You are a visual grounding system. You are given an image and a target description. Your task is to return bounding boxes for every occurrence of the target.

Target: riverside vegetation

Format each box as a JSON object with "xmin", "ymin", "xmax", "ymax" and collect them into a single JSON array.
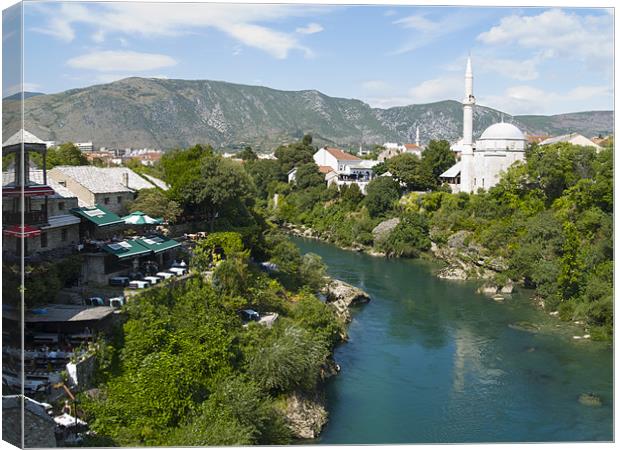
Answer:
[
  {"xmin": 274, "ymin": 137, "xmax": 613, "ymax": 341},
  {"xmin": 39, "ymin": 134, "xmax": 611, "ymax": 445}
]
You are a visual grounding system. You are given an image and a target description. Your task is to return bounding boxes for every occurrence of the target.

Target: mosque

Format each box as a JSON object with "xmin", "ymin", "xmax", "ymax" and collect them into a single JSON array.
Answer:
[{"xmin": 440, "ymin": 56, "xmax": 527, "ymax": 193}]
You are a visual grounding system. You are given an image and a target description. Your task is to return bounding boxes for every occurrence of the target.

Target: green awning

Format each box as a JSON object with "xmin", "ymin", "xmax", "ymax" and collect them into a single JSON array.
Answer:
[
  {"xmin": 102, "ymin": 239, "xmax": 151, "ymax": 259},
  {"xmin": 135, "ymin": 235, "xmax": 181, "ymax": 254},
  {"xmin": 71, "ymin": 204, "xmax": 125, "ymax": 227}
]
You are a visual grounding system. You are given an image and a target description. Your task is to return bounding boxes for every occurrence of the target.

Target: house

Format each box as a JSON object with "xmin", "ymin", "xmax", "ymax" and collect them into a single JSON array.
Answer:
[
  {"xmin": 539, "ymin": 133, "xmax": 603, "ymax": 150},
  {"xmin": 403, "ymin": 143, "xmax": 423, "ymax": 157},
  {"xmin": 3, "ymin": 395, "xmax": 57, "ymax": 448},
  {"xmin": 48, "ymin": 166, "xmax": 167, "ymax": 215},
  {"xmin": 287, "ymin": 168, "xmax": 297, "ymax": 184},
  {"xmin": 313, "ymin": 147, "xmax": 380, "ymax": 194}
]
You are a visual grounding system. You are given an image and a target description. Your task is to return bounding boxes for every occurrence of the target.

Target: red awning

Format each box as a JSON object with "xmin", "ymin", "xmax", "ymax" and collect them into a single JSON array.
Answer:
[
  {"xmin": 3, "ymin": 224, "xmax": 42, "ymax": 238},
  {"xmin": 2, "ymin": 185, "xmax": 56, "ymax": 197}
]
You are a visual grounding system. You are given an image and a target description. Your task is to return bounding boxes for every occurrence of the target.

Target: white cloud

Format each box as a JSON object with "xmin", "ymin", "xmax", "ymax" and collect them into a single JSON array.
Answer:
[
  {"xmin": 477, "ymin": 9, "xmax": 612, "ymax": 69},
  {"xmin": 407, "ymin": 76, "xmax": 462, "ymax": 103},
  {"xmin": 391, "ymin": 10, "xmax": 492, "ymax": 54},
  {"xmin": 33, "ymin": 3, "xmax": 328, "ymax": 59},
  {"xmin": 478, "ymin": 84, "xmax": 612, "ymax": 115},
  {"xmin": 296, "ymin": 22, "xmax": 323, "ymax": 35},
  {"xmin": 67, "ymin": 51, "xmax": 177, "ymax": 72},
  {"xmin": 92, "ymin": 29, "xmax": 105, "ymax": 43}
]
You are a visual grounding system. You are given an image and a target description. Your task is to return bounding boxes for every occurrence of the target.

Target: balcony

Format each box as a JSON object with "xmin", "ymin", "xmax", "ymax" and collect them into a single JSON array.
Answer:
[{"xmin": 3, "ymin": 210, "xmax": 48, "ymax": 226}]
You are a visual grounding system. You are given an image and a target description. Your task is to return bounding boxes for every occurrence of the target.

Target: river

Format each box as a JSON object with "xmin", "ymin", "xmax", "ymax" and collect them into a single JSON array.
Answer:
[{"xmin": 291, "ymin": 237, "xmax": 613, "ymax": 444}]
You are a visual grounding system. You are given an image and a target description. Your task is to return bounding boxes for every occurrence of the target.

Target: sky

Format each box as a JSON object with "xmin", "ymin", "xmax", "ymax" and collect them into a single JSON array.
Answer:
[{"xmin": 2, "ymin": 1, "xmax": 614, "ymax": 115}]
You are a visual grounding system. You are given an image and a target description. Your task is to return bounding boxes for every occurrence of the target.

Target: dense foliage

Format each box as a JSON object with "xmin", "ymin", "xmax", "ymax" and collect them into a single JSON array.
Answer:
[
  {"xmin": 277, "ymin": 141, "xmax": 613, "ymax": 340},
  {"xmin": 80, "ymin": 235, "xmax": 341, "ymax": 446}
]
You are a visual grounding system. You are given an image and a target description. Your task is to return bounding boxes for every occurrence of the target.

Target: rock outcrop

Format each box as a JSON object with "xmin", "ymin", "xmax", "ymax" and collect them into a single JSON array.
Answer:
[
  {"xmin": 431, "ymin": 231, "xmax": 509, "ymax": 281},
  {"xmin": 283, "ymin": 392, "xmax": 328, "ymax": 439},
  {"xmin": 372, "ymin": 218, "xmax": 401, "ymax": 241},
  {"xmin": 325, "ymin": 279, "xmax": 370, "ymax": 326},
  {"xmin": 579, "ymin": 393, "xmax": 602, "ymax": 407}
]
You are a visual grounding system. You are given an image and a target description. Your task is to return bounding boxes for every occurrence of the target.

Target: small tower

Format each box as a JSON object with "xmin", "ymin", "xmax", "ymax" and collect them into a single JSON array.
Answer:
[
  {"xmin": 460, "ymin": 55, "xmax": 475, "ymax": 193},
  {"xmin": 415, "ymin": 126, "xmax": 420, "ymax": 147}
]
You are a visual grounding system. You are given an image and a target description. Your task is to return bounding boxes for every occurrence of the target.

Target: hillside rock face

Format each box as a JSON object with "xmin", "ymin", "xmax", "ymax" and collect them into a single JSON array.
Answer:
[
  {"xmin": 3, "ymin": 77, "xmax": 612, "ymax": 150},
  {"xmin": 283, "ymin": 392, "xmax": 328, "ymax": 439},
  {"xmin": 372, "ymin": 218, "xmax": 401, "ymax": 241}
]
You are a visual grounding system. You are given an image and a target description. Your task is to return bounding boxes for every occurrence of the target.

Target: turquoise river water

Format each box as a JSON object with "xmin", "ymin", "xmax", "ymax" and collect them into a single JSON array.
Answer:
[{"xmin": 292, "ymin": 237, "xmax": 613, "ymax": 444}]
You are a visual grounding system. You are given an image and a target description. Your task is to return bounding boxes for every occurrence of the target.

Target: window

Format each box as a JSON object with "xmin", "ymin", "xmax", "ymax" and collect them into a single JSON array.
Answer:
[
  {"xmin": 41, "ymin": 232, "xmax": 48, "ymax": 248},
  {"xmin": 117, "ymin": 196, "xmax": 122, "ymax": 204},
  {"xmin": 58, "ymin": 181, "xmax": 67, "ymax": 187},
  {"xmin": 104, "ymin": 197, "xmax": 110, "ymax": 205},
  {"xmin": 58, "ymin": 202, "xmax": 65, "ymax": 211},
  {"xmin": 61, "ymin": 229, "xmax": 68, "ymax": 242}
]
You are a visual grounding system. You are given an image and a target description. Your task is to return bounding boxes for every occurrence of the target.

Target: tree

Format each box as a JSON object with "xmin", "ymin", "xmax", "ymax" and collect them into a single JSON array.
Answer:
[
  {"xmin": 421, "ymin": 139, "xmax": 455, "ymax": 181},
  {"xmin": 294, "ymin": 162, "xmax": 324, "ymax": 189},
  {"xmin": 245, "ymin": 159, "xmax": 284, "ymax": 199},
  {"xmin": 387, "ymin": 153, "xmax": 434, "ymax": 191},
  {"xmin": 239, "ymin": 146, "xmax": 258, "ymax": 161},
  {"xmin": 364, "ymin": 176, "xmax": 401, "ymax": 217},
  {"xmin": 377, "ymin": 213, "xmax": 431, "ymax": 257},
  {"xmin": 128, "ymin": 189, "xmax": 182, "ymax": 223},
  {"xmin": 45, "ymin": 143, "xmax": 89, "ymax": 168},
  {"xmin": 274, "ymin": 136, "xmax": 315, "ymax": 172}
]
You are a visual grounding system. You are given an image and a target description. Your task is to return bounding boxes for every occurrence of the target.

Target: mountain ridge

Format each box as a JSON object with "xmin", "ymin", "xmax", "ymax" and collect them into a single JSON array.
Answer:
[{"xmin": 2, "ymin": 77, "xmax": 613, "ymax": 150}]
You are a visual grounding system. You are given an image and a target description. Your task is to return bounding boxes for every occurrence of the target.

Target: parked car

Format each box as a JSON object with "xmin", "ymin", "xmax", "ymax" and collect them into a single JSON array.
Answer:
[
  {"xmin": 129, "ymin": 280, "xmax": 149, "ymax": 289},
  {"xmin": 109, "ymin": 276, "xmax": 130, "ymax": 287},
  {"xmin": 143, "ymin": 276, "xmax": 161, "ymax": 285},
  {"xmin": 240, "ymin": 309, "xmax": 260, "ymax": 322},
  {"xmin": 156, "ymin": 271, "xmax": 175, "ymax": 280},
  {"xmin": 168, "ymin": 267, "xmax": 187, "ymax": 276},
  {"xmin": 109, "ymin": 296, "xmax": 125, "ymax": 309},
  {"xmin": 84, "ymin": 297, "xmax": 105, "ymax": 306}
]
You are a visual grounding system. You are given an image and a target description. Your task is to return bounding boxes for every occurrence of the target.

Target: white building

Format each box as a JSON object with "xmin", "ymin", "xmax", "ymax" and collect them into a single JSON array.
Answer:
[
  {"xmin": 441, "ymin": 56, "xmax": 527, "ymax": 193},
  {"xmin": 313, "ymin": 147, "xmax": 380, "ymax": 194},
  {"xmin": 539, "ymin": 133, "xmax": 603, "ymax": 150}
]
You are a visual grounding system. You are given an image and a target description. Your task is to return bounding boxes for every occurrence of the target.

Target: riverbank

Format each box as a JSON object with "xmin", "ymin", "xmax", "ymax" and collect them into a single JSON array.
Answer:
[
  {"xmin": 288, "ymin": 277, "xmax": 371, "ymax": 439},
  {"xmin": 291, "ymin": 236, "xmax": 613, "ymax": 444},
  {"xmin": 281, "ymin": 223, "xmax": 596, "ymax": 341}
]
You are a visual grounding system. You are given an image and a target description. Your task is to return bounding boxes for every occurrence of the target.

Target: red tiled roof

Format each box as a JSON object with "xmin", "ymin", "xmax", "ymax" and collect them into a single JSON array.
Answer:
[
  {"xmin": 404, "ymin": 143, "xmax": 420, "ymax": 150},
  {"xmin": 318, "ymin": 165, "xmax": 335, "ymax": 174},
  {"xmin": 324, "ymin": 147, "xmax": 361, "ymax": 161}
]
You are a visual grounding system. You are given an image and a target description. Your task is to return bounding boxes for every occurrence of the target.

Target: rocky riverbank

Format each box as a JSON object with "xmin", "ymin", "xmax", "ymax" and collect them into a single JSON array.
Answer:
[{"xmin": 282, "ymin": 276, "xmax": 370, "ymax": 440}]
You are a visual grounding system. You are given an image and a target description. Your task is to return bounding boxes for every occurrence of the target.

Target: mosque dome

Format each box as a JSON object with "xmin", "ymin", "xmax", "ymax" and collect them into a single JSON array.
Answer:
[{"xmin": 479, "ymin": 122, "xmax": 525, "ymax": 141}]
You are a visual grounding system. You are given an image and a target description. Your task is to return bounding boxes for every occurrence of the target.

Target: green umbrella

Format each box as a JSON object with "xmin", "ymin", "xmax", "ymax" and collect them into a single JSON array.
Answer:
[{"xmin": 122, "ymin": 211, "xmax": 163, "ymax": 225}]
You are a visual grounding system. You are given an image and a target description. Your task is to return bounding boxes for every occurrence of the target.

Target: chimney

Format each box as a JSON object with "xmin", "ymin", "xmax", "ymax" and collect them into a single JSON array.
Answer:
[{"xmin": 122, "ymin": 172, "xmax": 129, "ymax": 188}]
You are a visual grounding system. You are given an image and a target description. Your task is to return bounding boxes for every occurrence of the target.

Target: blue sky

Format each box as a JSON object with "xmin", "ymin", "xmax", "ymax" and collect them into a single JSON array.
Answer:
[{"xmin": 3, "ymin": 1, "xmax": 614, "ymax": 115}]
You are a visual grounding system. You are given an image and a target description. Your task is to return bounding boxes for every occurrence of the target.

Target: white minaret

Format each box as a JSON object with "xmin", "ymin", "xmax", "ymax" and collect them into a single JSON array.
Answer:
[
  {"xmin": 460, "ymin": 55, "xmax": 475, "ymax": 193},
  {"xmin": 415, "ymin": 126, "xmax": 420, "ymax": 147}
]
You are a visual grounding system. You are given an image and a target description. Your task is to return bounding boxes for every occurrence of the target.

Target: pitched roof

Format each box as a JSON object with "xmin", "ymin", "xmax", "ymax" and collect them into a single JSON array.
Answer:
[
  {"xmin": 404, "ymin": 143, "xmax": 420, "ymax": 150},
  {"xmin": 143, "ymin": 173, "xmax": 169, "ymax": 190},
  {"xmin": 324, "ymin": 147, "xmax": 361, "ymax": 161},
  {"xmin": 51, "ymin": 166, "xmax": 164, "ymax": 193},
  {"xmin": 440, "ymin": 161, "xmax": 461, "ymax": 178},
  {"xmin": 318, "ymin": 165, "xmax": 335, "ymax": 174},
  {"xmin": 29, "ymin": 170, "xmax": 77, "ymax": 199},
  {"xmin": 2, "ymin": 129, "xmax": 46, "ymax": 147}
]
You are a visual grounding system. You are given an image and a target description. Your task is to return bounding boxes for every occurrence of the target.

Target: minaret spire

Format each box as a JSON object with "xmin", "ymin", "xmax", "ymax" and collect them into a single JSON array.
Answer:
[
  {"xmin": 415, "ymin": 126, "xmax": 420, "ymax": 147},
  {"xmin": 460, "ymin": 53, "xmax": 476, "ymax": 193}
]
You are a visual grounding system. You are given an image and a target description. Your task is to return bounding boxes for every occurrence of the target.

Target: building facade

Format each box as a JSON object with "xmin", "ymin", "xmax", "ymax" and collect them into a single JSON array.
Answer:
[{"xmin": 440, "ymin": 57, "xmax": 527, "ymax": 193}]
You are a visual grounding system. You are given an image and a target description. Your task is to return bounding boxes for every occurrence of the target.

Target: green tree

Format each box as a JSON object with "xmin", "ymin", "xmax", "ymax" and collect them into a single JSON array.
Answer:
[
  {"xmin": 45, "ymin": 142, "xmax": 89, "ymax": 168},
  {"xmin": 364, "ymin": 177, "xmax": 401, "ymax": 217},
  {"xmin": 421, "ymin": 139, "xmax": 455, "ymax": 181},
  {"xmin": 295, "ymin": 162, "xmax": 324, "ymax": 189},
  {"xmin": 128, "ymin": 189, "xmax": 182, "ymax": 223},
  {"xmin": 239, "ymin": 146, "xmax": 258, "ymax": 161},
  {"xmin": 387, "ymin": 153, "xmax": 434, "ymax": 191}
]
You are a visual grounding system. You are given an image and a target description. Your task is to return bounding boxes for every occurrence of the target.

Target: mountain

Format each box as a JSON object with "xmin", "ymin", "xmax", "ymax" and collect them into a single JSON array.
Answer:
[
  {"xmin": 3, "ymin": 91, "xmax": 45, "ymax": 101},
  {"xmin": 2, "ymin": 77, "xmax": 613, "ymax": 150}
]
